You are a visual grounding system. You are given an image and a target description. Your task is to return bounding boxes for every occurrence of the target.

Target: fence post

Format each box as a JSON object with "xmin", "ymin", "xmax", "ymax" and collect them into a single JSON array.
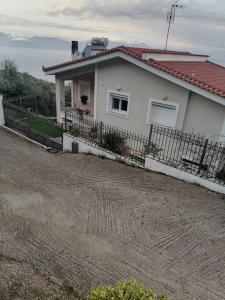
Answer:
[
  {"xmin": 198, "ymin": 139, "xmax": 208, "ymax": 174},
  {"xmin": 27, "ymin": 108, "xmax": 32, "ymax": 138},
  {"xmin": 35, "ymin": 96, "xmax": 38, "ymax": 114},
  {"xmin": 19, "ymin": 95, "xmax": 22, "ymax": 108},
  {"xmin": 100, "ymin": 121, "xmax": 103, "ymax": 146},
  {"xmin": 0, "ymin": 95, "xmax": 5, "ymax": 126},
  {"xmin": 61, "ymin": 123, "xmax": 64, "ymax": 144},
  {"xmin": 146, "ymin": 123, "xmax": 153, "ymax": 154},
  {"xmin": 64, "ymin": 109, "xmax": 67, "ymax": 132}
]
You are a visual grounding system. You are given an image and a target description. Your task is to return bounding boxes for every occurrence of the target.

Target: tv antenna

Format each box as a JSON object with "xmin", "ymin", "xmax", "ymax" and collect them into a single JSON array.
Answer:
[{"xmin": 165, "ymin": 1, "xmax": 186, "ymax": 50}]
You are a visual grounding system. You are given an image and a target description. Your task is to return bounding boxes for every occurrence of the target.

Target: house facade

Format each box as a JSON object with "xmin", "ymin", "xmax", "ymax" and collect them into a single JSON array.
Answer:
[{"xmin": 43, "ymin": 41, "xmax": 225, "ymax": 142}]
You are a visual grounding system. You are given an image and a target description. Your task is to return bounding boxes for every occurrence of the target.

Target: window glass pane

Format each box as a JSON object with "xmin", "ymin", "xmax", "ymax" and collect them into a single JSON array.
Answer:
[
  {"xmin": 151, "ymin": 103, "xmax": 177, "ymax": 127},
  {"xmin": 121, "ymin": 100, "xmax": 128, "ymax": 111},
  {"xmin": 112, "ymin": 97, "xmax": 120, "ymax": 110},
  {"xmin": 79, "ymin": 80, "xmax": 90, "ymax": 98}
]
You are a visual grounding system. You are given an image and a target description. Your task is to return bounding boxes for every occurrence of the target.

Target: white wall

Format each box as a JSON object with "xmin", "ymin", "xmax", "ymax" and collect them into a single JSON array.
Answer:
[
  {"xmin": 63, "ymin": 133, "xmax": 116, "ymax": 160},
  {"xmin": 145, "ymin": 156, "xmax": 225, "ymax": 194},
  {"xmin": 182, "ymin": 92, "xmax": 225, "ymax": 140},
  {"xmin": 96, "ymin": 59, "xmax": 190, "ymax": 136},
  {"xmin": 96, "ymin": 58, "xmax": 225, "ymax": 140}
]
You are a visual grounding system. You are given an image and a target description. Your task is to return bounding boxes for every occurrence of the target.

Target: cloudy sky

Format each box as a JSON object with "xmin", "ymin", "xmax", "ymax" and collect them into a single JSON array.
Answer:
[{"xmin": 0, "ymin": 0, "xmax": 225, "ymax": 59}]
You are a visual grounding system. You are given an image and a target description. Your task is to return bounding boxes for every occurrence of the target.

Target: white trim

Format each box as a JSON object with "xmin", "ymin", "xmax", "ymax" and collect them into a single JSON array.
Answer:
[
  {"xmin": 106, "ymin": 89, "xmax": 130, "ymax": 118},
  {"xmin": 219, "ymin": 118, "xmax": 225, "ymax": 143},
  {"xmin": 78, "ymin": 80, "xmax": 91, "ymax": 103},
  {"xmin": 146, "ymin": 99, "xmax": 179, "ymax": 128},
  {"xmin": 46, "ymin": 51, "xmax": 225, "ymax": 107},
  {"xmin": 94, "ymin": 64, "xmax": 98, "ymax": 120},
  {"xmin": 46, "ymin": 52, "xmax": 119, "ymax": 75}
]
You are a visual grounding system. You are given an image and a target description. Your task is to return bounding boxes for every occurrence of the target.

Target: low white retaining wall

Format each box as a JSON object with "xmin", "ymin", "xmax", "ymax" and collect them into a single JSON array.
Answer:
[
  {"xmin": 63, "ymin": 133, "xmax": 116, "ymax": 160},
  {"xmin": 63, "ymin": 133, "xmax": 144, "ymax": 168},
  {"xmin": 145, "ymin": 156, "xmax": 225, "ymax": 194}
]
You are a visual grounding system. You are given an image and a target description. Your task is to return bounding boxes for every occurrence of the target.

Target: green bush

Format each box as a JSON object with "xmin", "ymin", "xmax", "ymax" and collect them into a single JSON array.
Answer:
[
  {"xmin": 103, "ymin": 132, "xmax": 125, "ymax": 154},
  {"xmin": 71, "ymin": 126, "xmax": 80, "ymax": 137},
  {"xmin": 89, "ymin": 126, "xmax": 98, "ymax": 139},
  {"xmin": 87, "ymin": 280, "xmax": 170, "ymax": 300},
  {"xmin": 144, "ymin": 142, "xmax": 161, "ymax": 156},
  {"xmin": 0, "ymin": 59, "xmax": 56, "ymax": 116}
]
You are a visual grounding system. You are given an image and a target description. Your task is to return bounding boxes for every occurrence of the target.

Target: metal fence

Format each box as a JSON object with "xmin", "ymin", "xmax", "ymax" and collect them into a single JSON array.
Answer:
[
  {"xmin": 3, "ymin": 100, "xmax": 63, "ymax": 151},
  {"xmin": 149, "ymin": 125, "xmax": 225, "ymax": 184},
  {"xmin": 65, "ymin": 110, "xmax": 148, "ymax": 165},
  {"xmin": 65, "ymin": 109, "xmax": 225, "ymax": 185},
  {"xmin": 5, "ymin": 96, "xmax": 38, "ymax": 113}
]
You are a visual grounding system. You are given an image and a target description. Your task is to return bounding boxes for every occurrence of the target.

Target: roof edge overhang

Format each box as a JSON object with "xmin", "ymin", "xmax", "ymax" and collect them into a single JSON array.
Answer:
[{"xmin": 43, "ymin": 51, "xmax": 225, "ymax": 107}]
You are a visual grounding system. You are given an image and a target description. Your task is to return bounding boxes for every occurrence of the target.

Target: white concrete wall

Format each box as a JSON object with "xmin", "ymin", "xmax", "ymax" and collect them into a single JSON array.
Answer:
[
  {"xmin": 0, "ymin": 95, "xmax": 5, "ymax": 126},
  {"xmin": 182, "ymin": 92, "xmax": 225, "ymax": 140},
  {"xmin": 63, "ymin": 133, "xmax": 116, "ymax": 160},
  {"xmin": 96, "ymin": 59, "xmax": 190, "ymax": 136},
  {"xmin": 63, "ymin": 133, "xmax": 144, "ymax": 167},
  {"xmin": 145, "ymin": 156, "xmax": 225, "ymax": 194}
]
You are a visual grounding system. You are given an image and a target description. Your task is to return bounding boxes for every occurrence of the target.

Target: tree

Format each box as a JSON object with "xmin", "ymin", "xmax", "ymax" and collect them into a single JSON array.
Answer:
[
  {"xmin": 87, "ymin": 279, "xmax": 169, "ymax": 300},
  {"xmin": 0, "ymin": 59, "xmax": 57, "ymax": 116}
]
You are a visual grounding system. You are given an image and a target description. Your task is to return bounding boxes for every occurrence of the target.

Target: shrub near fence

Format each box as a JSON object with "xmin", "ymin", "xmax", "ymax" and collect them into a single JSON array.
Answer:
[
  {"xmin": 65, "ymin": 109, "xmax": 225, "ymax": 185},
  {"xmin": 65, "ymin": 110, "xmax": 148, "ymax": 164}
]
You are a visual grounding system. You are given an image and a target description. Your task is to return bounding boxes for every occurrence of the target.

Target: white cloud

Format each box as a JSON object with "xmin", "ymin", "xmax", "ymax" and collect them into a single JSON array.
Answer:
[{"xmin": 0, "ymin": 0, "xmax": 225, "ymax": 61}]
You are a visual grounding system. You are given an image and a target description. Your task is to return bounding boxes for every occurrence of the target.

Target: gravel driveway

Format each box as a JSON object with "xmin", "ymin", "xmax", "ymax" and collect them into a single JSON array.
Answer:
[{"xmin": 0, "ymin": 127, "xmax": 225, "ymax": 300}]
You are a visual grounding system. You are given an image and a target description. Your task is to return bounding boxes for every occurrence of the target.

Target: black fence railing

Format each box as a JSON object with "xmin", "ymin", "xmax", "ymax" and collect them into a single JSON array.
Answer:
[
  {"xmin": 149, "ymin": 125, "xmax": 225, "ymax": 183},
  {"xmin": 3, "ymin": 101, "xmax": 63, "ymax": 151},
  {"xmin": 5, "ymin": 96, "xmax": 38, "ymax": 113},
  {"xmin": 65, "ymin": 109, "xmax": 225, "ymax": 185},
  {"xmin": 65, "ymin": 110, "xmax": 148, "ymax": 165}
]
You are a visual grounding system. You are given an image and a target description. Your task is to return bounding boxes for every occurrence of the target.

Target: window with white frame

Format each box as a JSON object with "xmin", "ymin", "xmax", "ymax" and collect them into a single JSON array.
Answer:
[
  {"xmin": 107, "ymin": 90, "xmax": 130, "ymax": 117},
  {"xmin": 147, "ymin": 99, "xmax": 179, "ymax": 128},
  {"xmin": 78, "ymin": 80, "xmax": 90, "ymax": 105}
]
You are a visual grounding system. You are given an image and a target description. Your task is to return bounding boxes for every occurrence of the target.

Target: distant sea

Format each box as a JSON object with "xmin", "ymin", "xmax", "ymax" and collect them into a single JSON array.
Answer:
[
  {"xmin": 0, "ymin": 45, "xmax": 225, "ymax": 83},
  {"xmin": 0, "ymin": 46, "xmax": 71, "ymax": 82}
]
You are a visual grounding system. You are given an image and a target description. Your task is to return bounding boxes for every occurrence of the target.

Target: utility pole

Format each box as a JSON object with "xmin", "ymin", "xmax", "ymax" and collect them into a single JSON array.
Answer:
[{"xmin": 165, "ymin": 1, "xmax": 185, "ymax": 50}]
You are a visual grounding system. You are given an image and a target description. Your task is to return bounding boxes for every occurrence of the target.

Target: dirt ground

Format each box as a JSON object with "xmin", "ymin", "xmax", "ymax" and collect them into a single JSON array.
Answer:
[{"xmin": 0, "ymin": 128, "xmax": 225, "ymax": 300}]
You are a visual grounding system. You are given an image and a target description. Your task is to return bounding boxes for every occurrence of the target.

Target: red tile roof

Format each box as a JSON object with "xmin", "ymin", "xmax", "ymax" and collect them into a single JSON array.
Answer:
[
  {"xmin": 118, "ymin": 47, "xmax": 208, "ymax": 57},
  {"xmin": 43, "ymin": 46, "xmax": 225, "ymax": 98},
  {"xmin": 150, "ymin": 60, "xmax": 225, "ymax": 97}
]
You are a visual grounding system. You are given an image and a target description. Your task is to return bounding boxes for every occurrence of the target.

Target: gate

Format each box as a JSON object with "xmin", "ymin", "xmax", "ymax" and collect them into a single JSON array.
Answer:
[{"xmin": 3, "ymin": 100, "xmax": 63, "ymax": 151}]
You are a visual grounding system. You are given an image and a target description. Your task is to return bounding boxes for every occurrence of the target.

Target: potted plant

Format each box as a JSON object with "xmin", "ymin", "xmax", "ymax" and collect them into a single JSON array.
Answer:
[
  {"xmin": 85, "ymin": 109, "xmax": 90, "ymax": 115},
  {"xmin": 80, "ymin": 95, "xmax": 88, "ymax": 105}
]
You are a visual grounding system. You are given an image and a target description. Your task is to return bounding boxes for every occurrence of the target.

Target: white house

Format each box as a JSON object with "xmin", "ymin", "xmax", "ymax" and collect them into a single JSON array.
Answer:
[{"xmin": 43, "ymin": 39, "xmax": 225, "ymax": 142}]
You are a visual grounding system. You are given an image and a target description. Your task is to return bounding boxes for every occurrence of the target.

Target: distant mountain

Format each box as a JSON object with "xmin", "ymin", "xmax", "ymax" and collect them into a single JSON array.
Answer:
[
  {"xmin": 0, "ymin": 32, "xmax": 71, "ymax": 50},
  {"xmin": 0, "ymin": 32, "xmax": 149, "ymax": 52}
]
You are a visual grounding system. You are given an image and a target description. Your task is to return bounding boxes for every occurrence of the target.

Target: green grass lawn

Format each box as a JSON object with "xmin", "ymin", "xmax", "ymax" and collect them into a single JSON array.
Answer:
[
  {"xmin": 4, "ymin": 107, "xmax": 62, "ymax": 138},
  {"xmin": 20, "ymin": 117, "xmax": 62, "ymax": 138}
]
